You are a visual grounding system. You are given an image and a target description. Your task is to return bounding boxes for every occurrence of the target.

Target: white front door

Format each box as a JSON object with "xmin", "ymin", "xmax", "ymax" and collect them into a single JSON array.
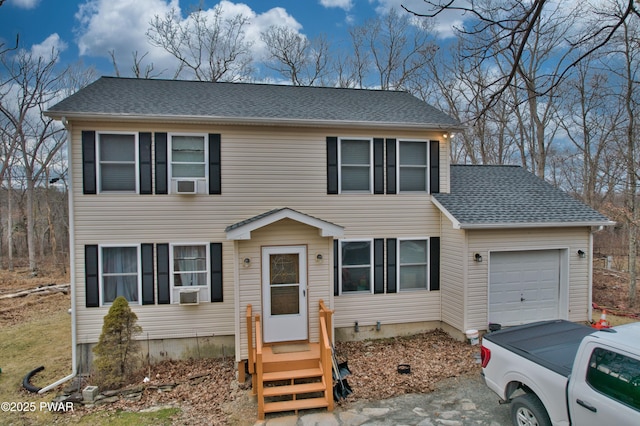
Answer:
[{"xmin": 262, "ymin": 245, "xmax": 308, "ymax": 343}]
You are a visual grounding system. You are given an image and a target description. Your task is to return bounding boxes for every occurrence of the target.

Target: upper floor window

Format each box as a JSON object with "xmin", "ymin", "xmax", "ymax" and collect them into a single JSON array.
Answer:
[
  {"xmin": 97, "ymin": 133, "xmax": 138, "ymax": 192},
  {"xmin": 340, "ymin": 240, "xmax": 372, "ymax": 293},
  {"xmin": 170, "ymin": 134, "xmax": 206, "ymax": 179},
  {"xmin": 100, "ymin": 245, "xmax": 140, "ymax": 305},
  {"xmin": 398, "ymin": 239, "xmax": 429, "ymax": 291},
  {"xmin": 399, "ymin": 140, "xmax": 428, "ymax": 192},
  {"xmin": 339, "ymin": 138, "xmax": 372, "ymax": 193}
]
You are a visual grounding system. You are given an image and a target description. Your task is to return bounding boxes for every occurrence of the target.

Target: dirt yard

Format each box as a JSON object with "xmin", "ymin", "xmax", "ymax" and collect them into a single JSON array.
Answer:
[{"xmin": 0, "ymin": 265, "xmax": 638, "ymax": 425}]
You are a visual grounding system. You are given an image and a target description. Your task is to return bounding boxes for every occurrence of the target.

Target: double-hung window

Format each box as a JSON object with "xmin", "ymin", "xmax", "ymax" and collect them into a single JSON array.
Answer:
[
  {"xmin": 398, "ymin": 239, "xmax": 429, "ymax": 291},
  {"xmin": 171, "ymin": 244, "xmax": 209, "ymax": 302},
  {"xmin": 339, "ymin": 138, "xmax": 372, "ymax": 192},
  {"xmin": 97, "ymin": 132, "xmax": 138, "ymax": 192},
  {"xmin": 340, "ymin": 240, "xmax": 373, "ymax": 293},
  {"xmin": 398, "ymin": 140, "xmax": 428, "ymax": 192},
  {"xmin": 170, "ymin": 134, "xmax": 207, "ymax": 191},
  {"xmin": 100, "ymin": 245, "xmax": 140, "ymax": 304}
]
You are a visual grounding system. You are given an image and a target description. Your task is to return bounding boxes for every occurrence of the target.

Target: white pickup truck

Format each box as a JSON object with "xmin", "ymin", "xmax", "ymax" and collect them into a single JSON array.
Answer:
[{"xmin": 480, "ymin": 319, "xmax": 640, "ymax": 426}]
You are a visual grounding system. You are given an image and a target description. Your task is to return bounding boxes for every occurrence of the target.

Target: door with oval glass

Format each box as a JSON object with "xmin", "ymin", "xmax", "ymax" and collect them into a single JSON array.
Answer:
[{"xmin": 261, "ymin": 245, "xmax": 308, "ymax": 343}]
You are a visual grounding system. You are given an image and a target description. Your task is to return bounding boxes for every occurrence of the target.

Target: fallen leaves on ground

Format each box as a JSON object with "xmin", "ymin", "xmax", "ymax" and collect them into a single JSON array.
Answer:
[
  {"xmin": 70, "ymin": 329, "xmax": 480, "ymax": 425},
  {"xmin": 335, "ymin": 329, "xmax": 480, "ymax": 402}
]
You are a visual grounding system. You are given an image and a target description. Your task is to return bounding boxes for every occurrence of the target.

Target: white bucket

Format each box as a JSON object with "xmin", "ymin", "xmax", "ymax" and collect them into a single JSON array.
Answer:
[{"xmin": 465, "ymin": 329, "xmax": 479, "ymax": 345}]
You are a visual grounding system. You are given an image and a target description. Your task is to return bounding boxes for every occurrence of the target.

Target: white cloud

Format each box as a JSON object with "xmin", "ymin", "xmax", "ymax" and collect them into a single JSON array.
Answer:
[
  {"xmin": 8, "ymin": 0, "xmax": 40, "ymax": 9},
  {"xmin": 319, "ymin": 0, "xmax": 353, "ymax": 11},
  {"xmin": 74, "ymin": 0, "xmax": 303, "ymax": 74},
  {"xmin": 374, "ymin": 0, "xmax": 468, "ymax": 38},
  {"xmin": 75, "ymin": 0, "xmax": 180, "ymax": 64},
  {"xmin": 31, "ymin": 33, "xmax": 67, "ymax": 60}
]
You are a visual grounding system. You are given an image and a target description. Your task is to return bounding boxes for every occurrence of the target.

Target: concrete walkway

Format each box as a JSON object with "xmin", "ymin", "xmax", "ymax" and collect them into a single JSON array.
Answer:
[{"xmin": 255, "ymin": 374, "xmax": 512, "ymax": 426}]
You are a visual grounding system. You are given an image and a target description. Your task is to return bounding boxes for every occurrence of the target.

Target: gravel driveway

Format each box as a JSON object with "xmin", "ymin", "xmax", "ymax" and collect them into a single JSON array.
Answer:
[{"xmin": 258, "ymin": 372, "xmax": 513, "ymax": 425}]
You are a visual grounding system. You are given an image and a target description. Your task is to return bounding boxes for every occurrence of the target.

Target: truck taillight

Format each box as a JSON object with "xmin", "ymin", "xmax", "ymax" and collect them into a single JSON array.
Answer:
[{"xmin": 480, "ymin": 345, "xmax": 491, "ymax": 368}]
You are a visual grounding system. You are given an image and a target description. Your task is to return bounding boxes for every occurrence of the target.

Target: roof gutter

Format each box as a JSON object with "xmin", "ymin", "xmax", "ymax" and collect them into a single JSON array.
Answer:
[
  {"xmin": 39, "ymin": 116, "xmax": 77, "ymax": 393},
  {"xmin": 43, "ymin": 111, "xmax": 466, "ymax": 132},
  {"xmin": 456, "ymin": 220, "xmax": 617, "ymax": 230},
  {"xmin": 431, "ymin": 198, "xmax": 616, "ymax": 230}
]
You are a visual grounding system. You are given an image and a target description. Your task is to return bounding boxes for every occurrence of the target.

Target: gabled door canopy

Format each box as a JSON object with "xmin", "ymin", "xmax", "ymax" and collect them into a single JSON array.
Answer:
[{"xmin": 225, "ymin": 208, "xmax": 344, "ymax": 240}]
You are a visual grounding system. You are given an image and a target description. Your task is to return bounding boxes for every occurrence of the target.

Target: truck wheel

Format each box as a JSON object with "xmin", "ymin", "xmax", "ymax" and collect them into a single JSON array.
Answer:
[{"xmin": 510, "ymin": 393, "xmax": 551, "ymax": 426}]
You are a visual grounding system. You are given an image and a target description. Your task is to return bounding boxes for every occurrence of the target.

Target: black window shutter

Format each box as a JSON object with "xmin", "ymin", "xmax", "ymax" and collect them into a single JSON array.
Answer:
[
  {"xmin": 386, "ymin": 238, "xmax": 397, "ymax": 293},
  {"xmin": 374, "ymin": 138, "xmax": 384, "ymax": 194},
  {"xmin": 81, "ymin": 131, "xmax": 96, "ymax": 195},
  {"xmin": 210, "ymin": 242, "xmax": 223, "ymax": 302},
  {"xmin": 85, "ymin": 245, "xmax": 99, "ymax": 307},
  {"xmin": 326, "ymin": 137, "xmax": 338, "ymax": 194},
  {"xmin": 139, "ymin": 133, "xmax": 152, "ymax": 195},
  {"xmin": 429, "ymin": 140, "xmax": 440, "ymax": 194},
  {"xmin": 209, "ymin": 134, "xmax": 221, "ymax": 195},
  {"xmin": 374, "ymin": 238, "xmax": 384, "ymax": 294},
  {"xmin": 155, "ymin": 133, "xmax": 168, "ymax": 195},
  {"xmin": 156, "ymin": 243, "xmax": 170, "ymax": 304},
  {"xmin": 333, "ymin": 240, "xmax": 339, "ymax": 296},
  {"xmin": 141, "ymin": 243, "xmax": 155, "ymax": 304},
  {"xmin": 386, "ymin": 139, "xmax": 396, "ymax": 194},
  {"xmin": 430, "ymin": 237, "xmax": 440, "ymax": 291}
]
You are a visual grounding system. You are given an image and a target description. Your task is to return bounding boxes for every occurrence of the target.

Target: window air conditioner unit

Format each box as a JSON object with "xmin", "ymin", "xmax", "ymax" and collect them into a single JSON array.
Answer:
[
  {"xmin": 178, "ymin": 289, "xmax": 200, "ymax": 305},
  {"xmin": 175, "ymin": 179, "xmax": 197, "ymax": 194}
]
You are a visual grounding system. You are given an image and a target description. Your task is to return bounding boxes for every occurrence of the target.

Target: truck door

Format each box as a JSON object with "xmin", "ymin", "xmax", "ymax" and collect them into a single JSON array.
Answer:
[{"xmin": 568, "ymin": 343, "xmax": 640, "ymax": 425}]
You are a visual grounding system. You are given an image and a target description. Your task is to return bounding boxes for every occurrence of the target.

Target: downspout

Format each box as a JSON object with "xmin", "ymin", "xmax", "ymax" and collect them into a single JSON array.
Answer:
[
  {"xmin": 39, "ymin": 116, "xmax": 77, "ymax": 393},
  {"xmin": 586, "ymin": 226, "xmax": 603, "ymax": 324}
]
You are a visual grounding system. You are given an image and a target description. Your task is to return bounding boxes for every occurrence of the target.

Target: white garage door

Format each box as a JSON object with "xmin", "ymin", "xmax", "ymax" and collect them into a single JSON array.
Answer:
[{"xmin": 489, "ymin": 250, "xmax": 560, "ymax": 326}]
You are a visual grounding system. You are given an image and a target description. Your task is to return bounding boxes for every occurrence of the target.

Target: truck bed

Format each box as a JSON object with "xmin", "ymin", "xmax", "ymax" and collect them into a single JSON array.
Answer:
[{"xmin": 483, "ymin": 320, "xmax": 595, "ymax": 377}]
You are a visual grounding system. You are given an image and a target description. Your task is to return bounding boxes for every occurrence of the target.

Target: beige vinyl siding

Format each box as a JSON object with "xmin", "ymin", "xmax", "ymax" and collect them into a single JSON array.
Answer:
[
  {"xmin": 439, "ymin": 216, "xmax": 466, "ymax": 331},
  {"xmin": 71, "ymin": 122, "xmax": 447, "ymax": 347},
  {"xmin": 466, "ymin": 227, "xmax": 592, "ymax": 331},
  {"xmin": 235, "ymin": 219, "xmax": 333, "ymax": 360}
]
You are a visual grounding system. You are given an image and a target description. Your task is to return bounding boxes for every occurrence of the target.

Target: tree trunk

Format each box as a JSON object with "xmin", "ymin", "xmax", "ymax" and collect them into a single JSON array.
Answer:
[{"xmin": 26, "ymin": 175, "xmax": 37, "ymax": 273}]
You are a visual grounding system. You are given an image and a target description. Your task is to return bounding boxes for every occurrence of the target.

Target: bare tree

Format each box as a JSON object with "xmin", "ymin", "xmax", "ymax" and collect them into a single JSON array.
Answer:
[
  {"xmin": 403, "ymin": 0, "xmax": 640, "ymax": 116},
  {"xmin": 602, "ymin": 4, "xmax": 640, "ymax": 307},
  {"xmin": 260, "ymin": 26, "xmax": 331, "ymax": 86},
  {"xmin": 556, "ymin": 59, "xmax": 623, "ymax": 208},
  {"xmin": 347, "ymin": 9, "xmax": 437, "ymax": 90},
  {"xmin": 0, "ymin": 46, "xmax": 67, "ymax": 273},
  {"xmin": 146, "ymin": 5, "xmax": 254, "ymax": 82},
  {"xmin": 109, "ymin": 50, "xmax": 162, "ymax": 79}
]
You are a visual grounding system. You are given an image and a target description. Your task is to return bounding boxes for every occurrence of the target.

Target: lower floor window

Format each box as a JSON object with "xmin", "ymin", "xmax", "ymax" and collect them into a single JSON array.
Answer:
[
  {"xmin": 399, "ymin": 239, "xmax": 428, "ymax": 291},
  {"xmin": 340, "ymin": 240, "xmax": 372, "ymax": 293},
  {"xmin": 172, "ymin": 244, "xmax": 208, "ymax": 287},
  {"xmin": 101, "ymin": 246, "xmax": 140, "ymax": 304}
]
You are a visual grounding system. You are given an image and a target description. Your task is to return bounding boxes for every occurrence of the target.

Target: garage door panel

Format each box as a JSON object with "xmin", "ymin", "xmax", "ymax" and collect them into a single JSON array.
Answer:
[{"xmin": 489, "ymin": 250, "xmax": 560, "ymax": 326}]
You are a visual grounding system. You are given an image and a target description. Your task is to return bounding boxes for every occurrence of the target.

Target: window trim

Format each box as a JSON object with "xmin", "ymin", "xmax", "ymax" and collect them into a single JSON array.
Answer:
[
  {"xmin": 338, "ymin": 137, "xmax": 373, "ymax": 194},
  {"xmin": 397, "ymin": 237, "xmax": 430, "ymax": 292},
  {"xmin": 169, "ymin": 242, "xmax": 210, "ymax": 303},
  {"xmin": 397, "ymin": 139, "xmax": 429, "ymax": 193},
  {"xmin": 98, "ymin": 243, "xmax": 142, "ymax": 306},
  {"xmin": 339, "ymin": 238, "xmax": 374, "ymax": 295},
  {"xmin": 168, "ymin": 132, "xmax": 209, "ymax": 192},
  {"xmin": 96, "ymin": 131, "xmax": 139, "ymax": 194}
]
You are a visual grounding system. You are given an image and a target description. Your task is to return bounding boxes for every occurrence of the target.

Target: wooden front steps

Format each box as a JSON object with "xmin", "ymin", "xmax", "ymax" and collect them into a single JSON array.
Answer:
[
  {"xmin": 246, "ymin": 303, "xmax": 335, "ymax": 420},
  {"xmin": 260, "ymin": 343, "xmax": 329, "ymax": 417}
]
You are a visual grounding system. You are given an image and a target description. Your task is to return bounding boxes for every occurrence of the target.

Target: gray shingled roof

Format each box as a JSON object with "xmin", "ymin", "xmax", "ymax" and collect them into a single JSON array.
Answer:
[
  {"xmin": 432, "ymin": 165, "xmax": 614, "ymax": 228},
  {"xmin": 45, "ymin": 77, "xmax": 461, "ymax": 129}
]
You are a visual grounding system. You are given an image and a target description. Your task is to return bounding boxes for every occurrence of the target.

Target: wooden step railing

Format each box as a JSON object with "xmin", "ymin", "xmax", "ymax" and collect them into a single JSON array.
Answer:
[{"xmin": 247, "ymin": 301, "xmax": 335, "ymax": 420}]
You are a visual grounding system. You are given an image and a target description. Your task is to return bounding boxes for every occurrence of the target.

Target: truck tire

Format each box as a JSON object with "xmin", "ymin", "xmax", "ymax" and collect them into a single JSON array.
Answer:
[{"xmin": 510, "ymin": 393, "xmax": 551, "ymax": 426}]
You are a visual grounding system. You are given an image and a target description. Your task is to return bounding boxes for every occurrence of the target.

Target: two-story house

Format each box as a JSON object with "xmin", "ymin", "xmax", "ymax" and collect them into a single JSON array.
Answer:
[{"xmin": 45, "ymin": 77, "xmax": 612, "ymax": 417}]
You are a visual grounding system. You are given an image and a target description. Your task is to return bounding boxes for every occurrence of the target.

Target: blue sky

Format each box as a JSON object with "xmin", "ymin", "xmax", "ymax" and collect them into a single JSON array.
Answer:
[{"xmin": 0, "ymin": 0, "xmax": 456, "ymax": 78}]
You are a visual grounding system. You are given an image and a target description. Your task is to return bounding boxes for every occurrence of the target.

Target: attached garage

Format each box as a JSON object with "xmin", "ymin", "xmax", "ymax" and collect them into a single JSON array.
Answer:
[
  {"xmin": 433, "ymin": 165, "xmax": 614, "ymax": 334},
  {"xmin": 489, "ymin": 249, "xmax": 563, "ymax": 326}
]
